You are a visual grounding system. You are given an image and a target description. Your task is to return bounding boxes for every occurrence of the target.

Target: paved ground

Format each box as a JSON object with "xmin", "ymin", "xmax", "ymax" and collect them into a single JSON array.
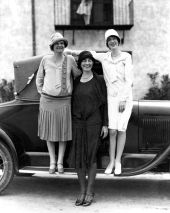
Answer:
[{"xmin": 1, "ymin": 172, "xmax": 170, "ymax": 213}]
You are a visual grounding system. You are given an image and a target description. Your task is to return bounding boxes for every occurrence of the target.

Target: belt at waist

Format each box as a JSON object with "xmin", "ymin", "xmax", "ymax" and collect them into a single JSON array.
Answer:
[{"xmin": 42, "ymin": 92, "xmax": 71, "ymax": 99}]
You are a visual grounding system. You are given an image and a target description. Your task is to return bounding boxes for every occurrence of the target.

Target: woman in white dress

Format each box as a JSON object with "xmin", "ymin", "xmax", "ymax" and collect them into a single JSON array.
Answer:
[{"xmin": 92, "ymin": 29, "xmax": 133, "ymax": 175}]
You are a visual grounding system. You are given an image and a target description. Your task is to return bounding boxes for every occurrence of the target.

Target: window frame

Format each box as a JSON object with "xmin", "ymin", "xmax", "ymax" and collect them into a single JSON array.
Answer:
[{"xmin": 54, "ymin": 0, "xmax": 134, "ymax": 30}]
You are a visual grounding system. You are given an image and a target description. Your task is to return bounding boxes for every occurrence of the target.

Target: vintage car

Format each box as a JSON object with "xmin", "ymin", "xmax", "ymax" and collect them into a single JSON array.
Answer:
[{"xmin": 0, "ymin": 55, "xmax": 170, "ymax": 193}]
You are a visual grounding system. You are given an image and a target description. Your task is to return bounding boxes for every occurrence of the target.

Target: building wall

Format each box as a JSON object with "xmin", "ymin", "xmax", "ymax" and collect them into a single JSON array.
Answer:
[
  {"xmin": 131, "ymin": 0, "xmax": 170, "ymax": 99},
  {"xmin": 0, "ymin": 0, "xmax": 170, "ymax": 99},
  {"xmin": 0, "ymin": 0, "xmax": 32, "ymax": 80}
]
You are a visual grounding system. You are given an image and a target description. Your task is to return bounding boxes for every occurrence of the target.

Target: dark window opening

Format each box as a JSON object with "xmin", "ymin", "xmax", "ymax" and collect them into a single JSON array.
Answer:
[{"xmin": 71, "ymin": 0, "xmax": 113, "ymax": 26}]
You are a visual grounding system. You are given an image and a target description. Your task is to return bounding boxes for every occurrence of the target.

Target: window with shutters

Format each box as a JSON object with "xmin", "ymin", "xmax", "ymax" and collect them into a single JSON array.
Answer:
[{"xmin": 54, "ymin": 0, "xmax": 134, "ymax": 30}]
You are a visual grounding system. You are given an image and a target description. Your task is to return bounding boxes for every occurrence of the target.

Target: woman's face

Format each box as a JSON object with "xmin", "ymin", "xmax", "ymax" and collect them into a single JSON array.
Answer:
[
  {"xmin": 53, "ymin": 41, "xmax": 65, "ymax": 53},
  {"xmin": 81, "ymin": 58, "xmax": 93, "ymax": 72},
  {"xmin": 107, "ymin": 36, "xmax": 119, "ymax": 50}
]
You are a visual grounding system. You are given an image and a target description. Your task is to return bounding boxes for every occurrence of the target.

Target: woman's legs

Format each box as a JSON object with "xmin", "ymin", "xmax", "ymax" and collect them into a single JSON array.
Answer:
[
  {"xmin": 57, "ymin": 141, "xmax": 67, "ymax": 165},
  {"xmin": 76, "ymin": 163, "xmax": 97, "ymax": 196},
  {"xmin": 114, "ymin": 131, "xmax": 126, "ymax": 174},
  {"xmin": 75, "ymin": 168, "xmax": 86, "ymax": 206},
  {"xmin": 47, "ymin": 141, "xmax": 56, "ymax": 173},
  {"xmin": 105, "ymin": 129, "xmax": 117, "ymax": 174},
  {"xmin": 57, "ymin": 141, "xmax": 67, "ymax": 173},
  {"xmin": 77, "ymin": 169, "xmax": 86, "ymax": 194},
  {"xmin": 82, "ymin": 163, "xmax": 96, "ymax": 206},
  {"xmin": 86, "ymin": 162, "xmax": 97, "ymax": 194},
  {"xmin": 47, "ymin": 141, "xmax": 67, "ymax": 172},
  {"xmin": 47, "ymin": 141, "xmax": 56, "ymax": 165},
  {"xmin": 75, "ymin": 163, "xmax": 97, "ymax": 206},
  {"xmin": 115, "ymin": 131, "xmax": 126, "ymax": 163}
]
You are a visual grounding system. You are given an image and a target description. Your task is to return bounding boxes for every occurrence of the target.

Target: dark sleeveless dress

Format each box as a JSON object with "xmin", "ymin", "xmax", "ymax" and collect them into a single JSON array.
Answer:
[{"xmin": 69, "ymin": 74, "xmax": 108, "ymax": 169}]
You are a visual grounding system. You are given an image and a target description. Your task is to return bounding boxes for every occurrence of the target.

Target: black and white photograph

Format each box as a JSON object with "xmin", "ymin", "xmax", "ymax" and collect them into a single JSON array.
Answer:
[{"xmin": 0, "ymin": 0, "xmax": 170, "ymax": 212}]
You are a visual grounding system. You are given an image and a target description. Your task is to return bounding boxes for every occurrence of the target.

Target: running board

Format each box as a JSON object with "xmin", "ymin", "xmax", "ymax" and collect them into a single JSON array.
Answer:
[
  {"xmin": 19, "ymin": 166, "xmax": 104, "ymax": 174},
  {"xmin": 19, "ymin": 145, "xmax": 170, "ymax": 177}
]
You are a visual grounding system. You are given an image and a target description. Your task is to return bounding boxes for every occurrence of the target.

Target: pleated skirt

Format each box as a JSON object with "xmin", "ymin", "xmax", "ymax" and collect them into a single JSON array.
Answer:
[{"xmin": 38, "ymin": 94, "xmax": 72, "ymax": 142}]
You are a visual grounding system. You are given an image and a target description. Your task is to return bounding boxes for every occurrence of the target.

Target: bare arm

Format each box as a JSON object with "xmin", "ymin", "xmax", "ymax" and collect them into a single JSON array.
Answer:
[
  {"xmin": 70, "ymin": 55, "xmax": 82, "ymax": 78},
  {"xmin": 36, "ymin": 58, "xmax": 45, "ymax": 94}
]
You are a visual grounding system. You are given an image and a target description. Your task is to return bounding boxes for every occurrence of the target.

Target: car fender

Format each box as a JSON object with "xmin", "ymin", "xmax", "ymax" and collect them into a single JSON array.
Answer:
[{"xmin": 121, "ymin": 143, "xmax": 170, "ymax": 176}]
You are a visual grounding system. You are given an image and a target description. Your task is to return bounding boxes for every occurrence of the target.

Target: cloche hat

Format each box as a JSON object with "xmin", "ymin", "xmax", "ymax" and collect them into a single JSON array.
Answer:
[
  {"xmin": 105, "ymin": 29, "xmax": 121, "ymax": 46},
  {"xmin": 49, "ymin": 32, "xmax": 68, "ymax": 48}
]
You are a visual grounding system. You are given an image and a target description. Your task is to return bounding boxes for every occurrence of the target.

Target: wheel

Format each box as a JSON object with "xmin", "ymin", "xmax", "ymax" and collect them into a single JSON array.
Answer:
[{"xmin": 0, "ymin": 142, "xmax": 15, "ymax": 193}]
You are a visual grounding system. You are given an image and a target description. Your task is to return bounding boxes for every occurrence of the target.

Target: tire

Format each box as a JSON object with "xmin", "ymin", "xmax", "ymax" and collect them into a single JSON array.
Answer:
[{"xmin": 0, "ymin": 142, "xmax": 15, "ymax": 193}]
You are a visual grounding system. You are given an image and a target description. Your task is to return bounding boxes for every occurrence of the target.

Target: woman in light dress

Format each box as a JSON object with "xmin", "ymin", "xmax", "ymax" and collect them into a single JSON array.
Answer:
[{"xmin": 92, "ymin": 29, "xmax": 133, "ymax": 175}]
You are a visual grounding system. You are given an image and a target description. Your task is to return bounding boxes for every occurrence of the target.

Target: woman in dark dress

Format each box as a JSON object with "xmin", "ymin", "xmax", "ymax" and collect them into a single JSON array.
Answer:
[{"xmin": 70, "ymin": 51, "xmax": 108, "ymax": 206}]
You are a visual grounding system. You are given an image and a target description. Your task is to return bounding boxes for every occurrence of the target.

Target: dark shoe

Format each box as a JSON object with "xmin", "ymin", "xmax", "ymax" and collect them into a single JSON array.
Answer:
[
  {"xmin": 83, "ymin": 193, "xmax": 95, "ymax": 206},
  {"xmin": 57, "ymin": 163, "xmax": 64, "ymax": 174},
  {"xmin": 49, "ymin": 163, "xmax": 56, "ymax": 174},
  {"xmin": 75, "ymin": 193, "xmax": 86, "ymax": 206}
]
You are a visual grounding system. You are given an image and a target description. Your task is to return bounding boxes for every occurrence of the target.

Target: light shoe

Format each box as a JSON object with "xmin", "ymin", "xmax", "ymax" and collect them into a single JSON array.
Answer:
[
  {"xmin": 57, "ymin": 163, "xmax": 64, "ymax": 174},
  {"xmin": 114, "ymin": 162, "xmax": 121, "ymax": 175},
  {"xmin": 49, "ymin": 163, "xmax": 56, "ymax": 174},
  {"xmin": 104, "ymin": 165, "xmax": 114, "ymax": 175}
]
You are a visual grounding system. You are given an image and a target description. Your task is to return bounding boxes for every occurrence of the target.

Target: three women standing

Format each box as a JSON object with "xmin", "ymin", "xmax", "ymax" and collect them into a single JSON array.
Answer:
[
  {"xmin": 36, "ymin": 29, "xmax": 132, "ymax": 206},
  {"xmin": 36, "ymin": 32, "xmax": 81, "ymax": 174}
]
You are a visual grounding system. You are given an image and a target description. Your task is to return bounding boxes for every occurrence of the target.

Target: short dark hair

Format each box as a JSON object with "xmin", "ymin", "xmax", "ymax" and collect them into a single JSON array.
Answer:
[
  {"xmin": 106, "ymin": 35, "xmax": 120, "ymax": 47},
  {"xmin": 77, "ymin": 51, "xmax": 95, "ymax": 71}
]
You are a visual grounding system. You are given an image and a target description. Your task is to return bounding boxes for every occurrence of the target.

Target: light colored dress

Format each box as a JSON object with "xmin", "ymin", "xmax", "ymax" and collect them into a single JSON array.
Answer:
[
  {"xmin": 76, "ymin": 0, "xmax": 93, "ymax": 15},
  {"xmin": 36, "ymin": 54, "xmax": 80, "ymax": 141},
  {"xmin": 92, "ymin": 51, "xmax": 133, "ymax": 131}
]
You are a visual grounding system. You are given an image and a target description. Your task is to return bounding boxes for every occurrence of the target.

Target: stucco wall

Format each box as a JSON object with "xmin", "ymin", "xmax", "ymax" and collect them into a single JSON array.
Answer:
[
  {"xmin": 130, "ymin": 0, "xmax": 170, "ymax": 99},
  {"xmin": 0, "ymin": 0, "xmax": 170, "ymax": 99},
  {"xmin": 34, "ymin": 0, "xmax": 54, "ymax": 55},
  {"xmin": 0, "ymin": 0, "xmax": 32, "ymax": 80}
]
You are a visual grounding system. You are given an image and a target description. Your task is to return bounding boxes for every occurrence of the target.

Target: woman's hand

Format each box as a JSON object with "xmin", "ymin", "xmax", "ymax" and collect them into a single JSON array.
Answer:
[
  {"xmin": 100, "ymin": 126, "xmax": 108, "ymax": 139},
  {"xmin": 119, "ymin": 101, "xmax": 126, "ymax": 113}
]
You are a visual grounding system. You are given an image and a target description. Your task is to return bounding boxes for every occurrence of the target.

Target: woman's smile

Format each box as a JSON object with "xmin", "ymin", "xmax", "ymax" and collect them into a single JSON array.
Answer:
[
  {"xmin": 81, "ymin": 58, "xmax": 93, "ymax": 71},
  {"xmin": 107, "ymin": 36, "xmax": 119, "ymax": 49},
  {"xmin": 53, "ymin": 41, "xmax": 65, "ymax": 52}
]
